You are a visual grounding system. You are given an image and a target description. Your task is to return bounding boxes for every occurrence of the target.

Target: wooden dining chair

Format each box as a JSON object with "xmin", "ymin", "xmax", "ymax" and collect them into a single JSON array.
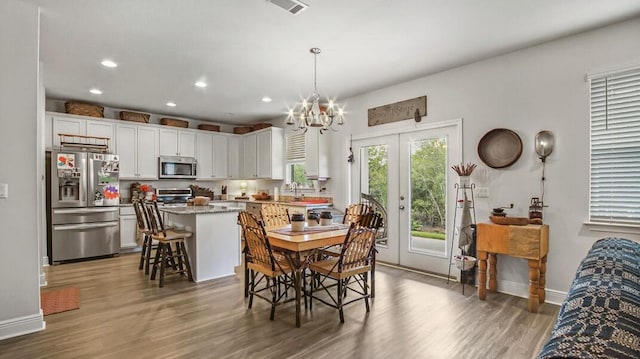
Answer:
[
  {"xmin": 241, "ymin": 213, "xmax": 294, "ymax": 321},
  {"xmin": 238, "ymin": 211, "xmax": 264, "ymax": 298},
  {"xmin": 343, "ymin": 203, "xmax": 373, "ymax": 226},
  {"xmin": 144, "ymin": 201, "xmax": 193, "ymax": 287},
  {"xmin": 309, "ymin": 223, "xmax": 378, "ymax": 323},
  {"xmin": 260, "ymin": 203, "xmax": 291, "ymax": 228}
]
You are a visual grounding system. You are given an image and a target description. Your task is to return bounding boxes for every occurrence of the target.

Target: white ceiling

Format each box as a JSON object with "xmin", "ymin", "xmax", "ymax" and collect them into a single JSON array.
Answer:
[{"xmin": 25, "ymin": 0, "xmax": 640, "ymax": 124}]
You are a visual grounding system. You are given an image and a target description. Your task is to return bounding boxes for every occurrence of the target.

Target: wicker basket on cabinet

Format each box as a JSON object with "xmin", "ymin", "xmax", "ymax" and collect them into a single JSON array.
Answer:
[
  {"xmin": 64, "ymin": 102, "xmax": 104, "ymax": 118},
  {"xmin": 160, "ymin": 118, "xmax": 189, "ymax": 128}
]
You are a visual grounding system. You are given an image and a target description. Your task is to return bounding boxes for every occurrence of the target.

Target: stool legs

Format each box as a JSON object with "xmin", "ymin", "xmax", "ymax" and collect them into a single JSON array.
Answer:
[{"xmin": 150, "ymin": 240, "xmax": 192, "ymax": 288}]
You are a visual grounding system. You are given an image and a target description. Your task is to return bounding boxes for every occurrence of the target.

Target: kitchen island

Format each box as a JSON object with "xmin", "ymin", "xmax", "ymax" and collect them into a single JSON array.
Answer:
[{"xmin": 159, "ymin": 205, "xmax": 241, "ymax": 283}]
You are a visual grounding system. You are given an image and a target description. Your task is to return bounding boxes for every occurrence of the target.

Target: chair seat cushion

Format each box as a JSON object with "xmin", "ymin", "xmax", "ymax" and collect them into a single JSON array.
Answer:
[
  {"xmin": 248, "ymin": 260, "xmax": 292, "ymax": 277},
  {"xmin": 151, "ymin": 229, "xmax": 193, "ymax": 241},
  {"xmin": 309, "ymin": 258, "xmax": 371, "ymax": 279}
]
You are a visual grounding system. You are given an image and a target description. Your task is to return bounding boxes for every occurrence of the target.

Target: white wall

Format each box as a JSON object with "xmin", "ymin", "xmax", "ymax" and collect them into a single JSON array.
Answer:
[
  {"xmin": 0, "ymin": 0, "xmax": 45, "ymax": 339},
  {"xmin": 321, "ymin": 18, "xmax": 640, "ymax": 301}
]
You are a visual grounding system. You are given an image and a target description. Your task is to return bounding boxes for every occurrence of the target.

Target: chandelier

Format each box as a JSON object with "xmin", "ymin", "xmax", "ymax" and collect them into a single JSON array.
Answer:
[{"xmin": 286, "ymin": 48, "xmax": 344, "ymax": 134}]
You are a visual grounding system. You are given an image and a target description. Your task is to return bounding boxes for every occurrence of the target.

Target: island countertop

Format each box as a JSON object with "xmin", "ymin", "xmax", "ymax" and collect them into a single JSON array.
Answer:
[{"xmin": 159, "ymin": 205, "xmax": 242, "ymax": 215}]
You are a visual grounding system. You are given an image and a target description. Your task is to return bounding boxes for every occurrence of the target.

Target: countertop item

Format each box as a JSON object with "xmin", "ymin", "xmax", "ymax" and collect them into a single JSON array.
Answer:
[{"xmin": 477, "ymin": 128, "xmax": 523, "ymax": 168}]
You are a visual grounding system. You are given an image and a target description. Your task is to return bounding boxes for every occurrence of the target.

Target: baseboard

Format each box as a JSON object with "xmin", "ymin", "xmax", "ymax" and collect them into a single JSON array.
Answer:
[
  {"xmin": 39, "ymin": 272, "xmax": 47, "ymax": 287},
  {"xmin": 42, "ymin": 256, "xmax": 49, "ymax": 266},
  {"xmin": 495, "ymin": 279, "xmax": 567, "ymax": 306},
  {"xmin": 0, "ymin": 311, "xmax": 46, "ymax": 340}
]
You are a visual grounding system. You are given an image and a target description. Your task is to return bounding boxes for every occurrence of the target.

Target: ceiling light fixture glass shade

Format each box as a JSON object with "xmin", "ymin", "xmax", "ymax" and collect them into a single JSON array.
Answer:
[{"xmin": 286, "ymin": 48, "xmax": 344, "ymax": 134}]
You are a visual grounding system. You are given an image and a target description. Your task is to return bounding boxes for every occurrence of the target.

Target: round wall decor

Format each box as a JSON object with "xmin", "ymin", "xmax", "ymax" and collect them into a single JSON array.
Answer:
[{"xmin": 477, "ymin": 128, "xmax": 523, "ymax": 168}]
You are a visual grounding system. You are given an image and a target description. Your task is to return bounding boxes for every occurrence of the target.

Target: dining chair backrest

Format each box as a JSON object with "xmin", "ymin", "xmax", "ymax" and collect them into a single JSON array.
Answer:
[
  {"xmin": 338, "ymin": 224, "xmax": 377, "ymax": 272},
  {"xmin": 132, "ymin": 199, "xmax": 151, "ymax": 233},
  {"xmin": 237, "ymin": 210, "xmax": 262, "ymax": 232},
  {"xmin": 143, "ymin": 200, "xmax": 167, "ymax": 237},
  {"xmin": 358, "ymin": 211, "xmax": 384, "ymax": 230},
  {"xmin": 343, "ymin": 203, "xmax": 373, "ymax": 226},
  {"xmin": 260, "ymin": 203, "xmax": 290, "ymax": 228},
  {"xmin": 238, "ymin": 211, "xmax": 280, "ymax": 271}
]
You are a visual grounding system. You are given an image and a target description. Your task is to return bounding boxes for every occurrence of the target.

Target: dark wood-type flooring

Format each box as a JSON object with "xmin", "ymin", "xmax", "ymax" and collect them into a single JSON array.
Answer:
[{"xmin": 0, "ymin": 253, "xmax": 559, "ymax": 359}]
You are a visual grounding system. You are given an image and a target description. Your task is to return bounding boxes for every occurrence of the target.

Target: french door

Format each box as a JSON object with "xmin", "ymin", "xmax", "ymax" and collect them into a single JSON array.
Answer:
[{"xmin": 351, "ymin": 120, "xmax": 461, "ymax": 275}]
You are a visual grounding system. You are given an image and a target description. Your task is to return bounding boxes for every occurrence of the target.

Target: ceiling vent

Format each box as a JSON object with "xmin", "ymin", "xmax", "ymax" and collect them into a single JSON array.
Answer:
[{"xmin": 266, "ymin": 0, "xmax": 308, "ymax": 15}]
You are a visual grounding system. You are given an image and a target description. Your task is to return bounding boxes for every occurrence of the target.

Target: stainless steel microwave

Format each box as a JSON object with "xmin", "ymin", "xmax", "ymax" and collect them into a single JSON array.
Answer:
[{"xmin": 158, "ymin": 156, "xmax": 197, "ymax": 179}]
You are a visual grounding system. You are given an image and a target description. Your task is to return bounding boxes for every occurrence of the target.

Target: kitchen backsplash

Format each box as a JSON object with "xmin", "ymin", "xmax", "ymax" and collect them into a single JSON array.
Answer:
[{"xmin": 120, "ymin": 179, "xmax": 333, "ymax": 202}]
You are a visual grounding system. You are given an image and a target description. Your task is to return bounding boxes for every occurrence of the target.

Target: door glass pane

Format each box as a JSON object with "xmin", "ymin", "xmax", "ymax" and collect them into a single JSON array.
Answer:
[
  {"xmin": 360, "ymin": 145, "xmax": 389, "ymax": 245},
  {"xmin": 408, "ymin": 137, "xmax": 447, "ymax": 255}
]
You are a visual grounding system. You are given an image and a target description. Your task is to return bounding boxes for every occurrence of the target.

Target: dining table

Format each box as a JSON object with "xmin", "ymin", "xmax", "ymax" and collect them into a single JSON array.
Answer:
[{"xmin": 266, "ymin": 224, "xmax": 350, "ymax": 327}]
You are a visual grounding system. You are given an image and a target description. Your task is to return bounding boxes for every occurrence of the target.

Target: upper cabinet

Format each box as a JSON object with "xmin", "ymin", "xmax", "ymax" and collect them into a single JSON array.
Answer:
[
  {"xmin": 51, "ymin": 115, "xmax": 115, "ymax": 152},
  {"xmin": 46, "ymin": 112, "xmax": 284, "ymax": 181},
  {"xmin": 196, "ymin": 132, "xmax": 230, "ymax": 180},
  {"xmin": 116, "ymin": 124, "xmax": 159, "ymax": 180},
  {"xmin": 228, "ymin": 135, "xmax": 242, "ymax": 179},
  {"xmin": 305, "ymin": 130, "xmax": 330, "ymax": 180},
  {"xmin": 243, "ymin": 127, "xmax": 284, "ymax": 180},
  {"xmin": 242, "ymin": 133, "xmax": 258, "ymax": 178},
  {"xmin": 159, "ymin": 128, "xmax": 196, "ymax": 157}
]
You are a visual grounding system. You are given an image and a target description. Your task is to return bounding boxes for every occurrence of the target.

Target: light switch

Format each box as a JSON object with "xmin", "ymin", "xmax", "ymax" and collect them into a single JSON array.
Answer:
[
  {"xmin": 0, "ymin": 183, "xmax": 7, "ymax": 198},
  {"xmin": 476, "ymin": 187, "xmax": 489, "ymax": 198}
]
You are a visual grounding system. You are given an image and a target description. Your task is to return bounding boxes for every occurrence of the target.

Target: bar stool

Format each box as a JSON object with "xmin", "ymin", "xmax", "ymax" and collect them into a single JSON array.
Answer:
[
  {"xmin": 144, "ymin": 201, "xmax": 194, "ymax": 287},
  {"xmin": 133, "ymin": 199, "xmax": 156, "ymax": 275}
]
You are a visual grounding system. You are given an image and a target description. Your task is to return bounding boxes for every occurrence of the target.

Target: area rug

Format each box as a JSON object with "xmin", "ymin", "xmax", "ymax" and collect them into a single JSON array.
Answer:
[{"xmin": 41, "ymin": 287, "xmax": 80, "ymax": 316}]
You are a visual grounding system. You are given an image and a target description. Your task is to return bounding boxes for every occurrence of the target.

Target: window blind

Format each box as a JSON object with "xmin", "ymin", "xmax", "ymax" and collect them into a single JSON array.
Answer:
[
  {"xmin": 589, "ymin": 68, "xmax": 640, "ymax": 224},
  {"xmin": 286, "ymin": 133, "xmax": 306, "ymax": 161}
]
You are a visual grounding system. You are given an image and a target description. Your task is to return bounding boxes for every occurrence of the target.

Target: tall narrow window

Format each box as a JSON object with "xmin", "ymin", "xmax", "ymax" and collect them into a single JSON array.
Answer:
[
  {"xmin": 285, "ymin": 133, "xmax": 313, "ymax": 188},
  {"xmin": 589, "ymin": 68, "xmax": 640, "ymax": 224}
]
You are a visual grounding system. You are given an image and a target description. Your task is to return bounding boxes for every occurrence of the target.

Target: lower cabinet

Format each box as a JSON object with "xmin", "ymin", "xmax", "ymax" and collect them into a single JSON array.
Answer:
[{"xmin": 119, "ymin": 206, "xmax": 139, "ymax": 249}]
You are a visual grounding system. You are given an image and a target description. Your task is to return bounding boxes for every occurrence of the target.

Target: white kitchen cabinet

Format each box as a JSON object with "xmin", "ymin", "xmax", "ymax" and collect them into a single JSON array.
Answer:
[
  {"xmin": 228, "ymin": 135, "xmax": 242, "ymax": 179},
  {"xmin": 243, "ymin": 133, "xmax": 258, "ymax": 178},
  {"xmin": 159, "ymin": 128, "xmax": 196, "ymax": 157},
  {"xmin": 52, "ymin": 116, "xmax": 86, "ymax": 148},
  {"xmin": 117, "ymin": 124, "xmax": 159, "ymax": 179},
  {"xmin": 305, "ymin": 129, "xmax": 330, "ymax": 179},
  {"xmin": 86, "ymin": 120, "xmax": 115, "ymax": 142},
  {"xmin": 119, "ymin": 206, "xmax": 138, "ymax": 249},
  {"xmin": 51, "ymin": 114, "xmax": 115, "ymax": 152},
  {"xmin": 241, "ymin": 128, "xmax": 284, "ymax": 180},
  {"xmin": 197, "ymin": 132, "xmax": 230, "ymax": 180}
]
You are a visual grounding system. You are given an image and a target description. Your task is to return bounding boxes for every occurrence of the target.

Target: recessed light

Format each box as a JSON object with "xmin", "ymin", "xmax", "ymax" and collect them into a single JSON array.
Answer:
[
  {"xmin": 101, "ymin": 60, "xmax": 117, "ymax": 68},
  {"xmin": 166, "ymin": 102, "xmax": 177, "ymax": 107},
  {"xmin": 89, "ymin": 88, "xmax": 102, "ymax": 95},
  {"xmin": 194, "ymin": 81, "xmax": 207, "ymax": 88},
  {"xmin": 262, "ymin": 97, "xmax": 272, "ymax": 103}
]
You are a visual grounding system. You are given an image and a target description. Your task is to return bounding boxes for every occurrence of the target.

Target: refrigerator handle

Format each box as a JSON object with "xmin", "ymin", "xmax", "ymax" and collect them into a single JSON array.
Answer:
[
  {"xmin": 53, "ymin": 207, "xmax": 119, "ymax": 215},
  {"xmin": 53, "ymin": 222, "xmax": 119, "ymax": 231}
]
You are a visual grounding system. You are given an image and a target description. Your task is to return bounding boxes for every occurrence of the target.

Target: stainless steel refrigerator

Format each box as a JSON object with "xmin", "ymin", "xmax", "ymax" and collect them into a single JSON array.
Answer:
[{"xmin": 47, "ymin": 150, "xmax": 120, "ymax": 263}]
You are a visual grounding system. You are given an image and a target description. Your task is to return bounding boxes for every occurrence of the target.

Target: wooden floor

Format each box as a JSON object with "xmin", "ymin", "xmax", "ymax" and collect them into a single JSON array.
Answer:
[{"xmin": 0, "ymin": 253, "xmax": 559, "ymax": 359}]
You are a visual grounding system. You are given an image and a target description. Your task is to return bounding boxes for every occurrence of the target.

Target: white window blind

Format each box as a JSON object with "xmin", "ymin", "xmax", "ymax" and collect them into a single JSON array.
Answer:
[
  {"xmin": 589, "ymin": 68, "xmax": 640, "ymax": 224},
  {"xmin": 286, "ymin": 133, "xmax": 306, "ymax": 161}
]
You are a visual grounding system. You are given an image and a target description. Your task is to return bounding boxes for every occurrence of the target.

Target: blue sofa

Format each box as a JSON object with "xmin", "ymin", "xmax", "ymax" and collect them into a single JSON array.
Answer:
[{"xmin": 538, "ymin": 237, "xmax": 640, "ymax": 359}]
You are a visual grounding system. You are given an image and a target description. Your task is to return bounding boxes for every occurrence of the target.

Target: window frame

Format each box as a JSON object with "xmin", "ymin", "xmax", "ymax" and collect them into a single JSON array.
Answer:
[{"xmin": 587, "ymin": 66, "xmax": 640, "ymax": 229}]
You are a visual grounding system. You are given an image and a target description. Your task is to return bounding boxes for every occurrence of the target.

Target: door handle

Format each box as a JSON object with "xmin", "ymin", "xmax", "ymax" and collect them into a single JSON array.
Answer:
[
  {"xmin": 399, "ymin": 205, "xmax": 405, "ymax": 210},
  {"xmin": 400, "ymin": 196, "xmax": 405, "ymax": 200}
]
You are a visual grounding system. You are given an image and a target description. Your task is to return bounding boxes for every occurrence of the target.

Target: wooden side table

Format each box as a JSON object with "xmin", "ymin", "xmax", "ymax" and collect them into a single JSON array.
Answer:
[{"xmin": 476, "ymin": 223, "xmax": 549, "ymax": 312}]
